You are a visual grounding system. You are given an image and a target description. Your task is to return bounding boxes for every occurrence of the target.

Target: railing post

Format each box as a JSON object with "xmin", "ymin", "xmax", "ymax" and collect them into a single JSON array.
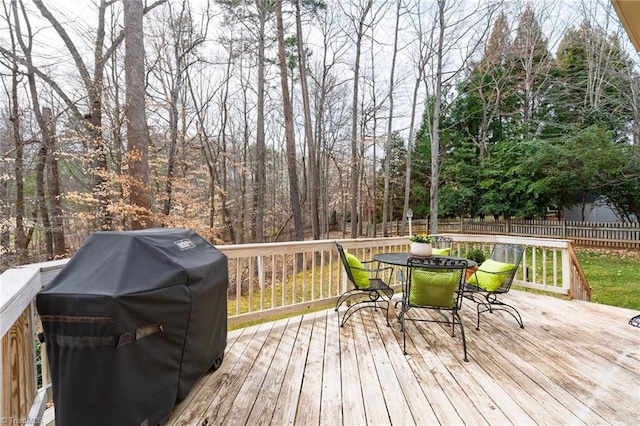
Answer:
[
  {"xmin": 2, "ymin": 303, "xmax": 37, "ymax": 422},
  {"xmin": 561, "ymin": 248, "xmax": 573, "ymax": 297}
]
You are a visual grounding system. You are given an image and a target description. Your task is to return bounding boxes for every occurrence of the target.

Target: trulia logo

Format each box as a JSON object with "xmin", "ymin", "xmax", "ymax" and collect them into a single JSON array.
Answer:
[{"xmin": 174, "ymin": 239, "xmax": 196, "ymax": 251}]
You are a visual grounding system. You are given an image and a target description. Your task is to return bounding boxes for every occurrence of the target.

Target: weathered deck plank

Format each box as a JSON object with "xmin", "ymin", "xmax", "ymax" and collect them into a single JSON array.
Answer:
[
  {"xmin": 245, "ymin": 315, "xmax": 302, "ymax": 425},
  {"xmin": 319, "ymin": 306, "xmax": 343, "ymax": 425},
  {"xmin": 167, "ymin": 290, "xmax": 640, "ymax": 426},
  {"xmin": 288, "ymin": 310, "xmax": 325, "ymax": 425},
  {"xmin": 360, "ymin": 310, "xmax": 415, "ymax": 426}
]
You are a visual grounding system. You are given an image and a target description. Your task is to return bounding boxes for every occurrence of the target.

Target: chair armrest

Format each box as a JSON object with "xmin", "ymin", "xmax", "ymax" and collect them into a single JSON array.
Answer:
[
  {"xmin": 466, "ymin": 267, "xmax": 517, "ymax": 292},
  {"xmin": 356, "ymin": 259, "xmax": 392, "ymax": 273},
  {"xmin": 467, "ymin": 266, "xmax": 517, "ymax": 279},
  {"xmin": 352, "ymin": 264, "xmax": 394, "ymax": 283}
]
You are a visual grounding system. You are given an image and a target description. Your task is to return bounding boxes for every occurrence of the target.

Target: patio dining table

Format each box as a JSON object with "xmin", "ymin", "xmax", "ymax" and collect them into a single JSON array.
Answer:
[
  {"xmin": 372, "ymin": 252, "xmax": 477, "ymax": 297},
  {"xmin": 372, "ymin": 253, "xmax": 477, "ymax": 323},
  {"xmin": 372, "ymin": 252, "xmax": 477, "ymax": 269}
]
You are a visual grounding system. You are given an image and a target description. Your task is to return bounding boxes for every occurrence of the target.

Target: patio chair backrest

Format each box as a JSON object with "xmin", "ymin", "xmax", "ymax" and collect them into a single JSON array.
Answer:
[
  {"xmin": 335, "ymin": 241, "xmax": 358, "ymax": 287},
  {"xmin": 406, "ymin": 256, "xmax": 467, "ymax": 309},
  {"xmin": 429, "ymin": 235, "xmax": 454, "ymax": 251},
  {"xmin": 487, "ymin": 243, "xmax": 524, "ymax": 293}
]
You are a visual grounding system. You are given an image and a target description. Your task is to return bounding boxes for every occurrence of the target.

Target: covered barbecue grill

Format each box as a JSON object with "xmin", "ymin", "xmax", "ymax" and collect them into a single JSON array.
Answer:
[{"xmin": 36, "ymin": 228, "xmax": 228, "ymax": 426}]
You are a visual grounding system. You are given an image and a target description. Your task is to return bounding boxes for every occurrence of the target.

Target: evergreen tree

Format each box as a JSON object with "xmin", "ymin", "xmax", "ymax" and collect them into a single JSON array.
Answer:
[
  {"xmin": 456, "ymin": 12, "xmax": 518, "ymax": 157},
  {"xmin": 378, "ymin": 132, "xmax": 407, "ymax": 221}
]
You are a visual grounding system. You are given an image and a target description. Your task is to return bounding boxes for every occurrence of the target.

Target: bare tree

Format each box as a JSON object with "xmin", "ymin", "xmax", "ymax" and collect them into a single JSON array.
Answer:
[
  {"xmin": 276, "ymin": 0, "xmax": 304, "ymax": 241},
  {"xmin": 255, "ymin": 0, "xmax": 270, "ymax": 242},
  {"xmin": 217, "ymin": 0, "xmax": 273, "ymax": 242},
  {"xmin": 382, "ymin": 0, "xmax": 402, "ymax": 237},
  {"xmin": 187, "ymin": 63, "xmax": 220, "ymax": 235},
  {"xmin": 0, "ymin": 0, "xmax": 31, "ymax": 264},
  {"xmin": 310, "ymin": 2, "xmax": 350, "ymax": 237},
  {"xmin": 0, "ymin": 0, "xmax": 165, "ymax": 231},
  {"xmin": 146, "ymin": 0, "xmax": 211, "ymax": 224},
  {"xmin": 428, "ymin": 0, "xmax": 446, "ymax": 235},
  {"xmin": 11, "ymin": 0, "xmax": 65, "ymax": 258},
  {"xmin": 296, "ymin": 0, "xmax": 320, "ymax": 240},
  {"xmin": 470, "ymin": 12, "xmax": 515, "ymax": 157},
  {"xmin": 44, "ymin": 107, "xmax": 65, "ymax": 258},
  {"xmin": 340, "ymin": 0, "xmax": 377, "ymax": 237},
  {"xmin": 423, "ymin": 0, "xmax": 495, "ymax": 234},
  {"xmin": 401, "ymin": 0, "xmax": 435, "ymax": 236},
  {"xmin": 512, "ymin": 4, "xmax": 555, "ymax": 139},
  {"xmin": 28, "ymin": 0, "xmax": 116, "ymax": 229}
]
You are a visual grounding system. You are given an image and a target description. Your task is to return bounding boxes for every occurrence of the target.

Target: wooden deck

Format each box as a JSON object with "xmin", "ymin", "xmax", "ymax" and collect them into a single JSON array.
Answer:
[{"xmin": 167, "ymin": 290, "xmax": 640, "ymax": 426}]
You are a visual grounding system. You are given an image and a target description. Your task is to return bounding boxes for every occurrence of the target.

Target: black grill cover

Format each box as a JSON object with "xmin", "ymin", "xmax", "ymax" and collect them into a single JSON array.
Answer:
[{"xmin": 36, "ymin": 228, "xmax": 227, "ymax": 426}]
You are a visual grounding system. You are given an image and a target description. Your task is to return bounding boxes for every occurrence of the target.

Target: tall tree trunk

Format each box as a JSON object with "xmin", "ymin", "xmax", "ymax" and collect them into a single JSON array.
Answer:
[
  {"xmin": 430, "ymin": 0, "xmax": 446, "ymax": 235},
  {"xmin": 9, "ymin": 64, "xmax": 29, "ymax": 264},
  {"xmin": 295, "ymin": 0, "xmax": 319, "ymax": 240},
  {"xmin": 123, "ymin": 0, "xmax": 152, "ymax": 229},
  {"xmin": 276, "ymin": 0, "xmax": 304, "ymax": 242},
  {"xmin": 402, "ymin": 65, "xmax": 424, "ymax": 236},
  {"xmin": 161, "ymin": 1, "xmax": 193, "ymax": 218},
  {"xmin": 109, "ymin": 44, "xmax": 127, "ymax": 228},
  {"xmin": 4, "ymin": 10, "xmax": 30, "ymax": 263},
  {"xmin": 219, "ymin": 44, "xmax": 232, "ymax": 241},
  {"xmin": 382, "ymin": 0, "xmax": 401, "ymax": 237},
  {"xmin": 43, "ymin": 108, "xmax": 66, "ymax": 257},
  {"xmin": 349, "ymin": 0, "xmax": 373, "ymax": 237},
  {"xmin": 240, "ymin": 94, "xmax": 248, "ymax": 243},
  {"xmin": 163, "ymin": 74, "xmax": 180, "ymax": 218},
  {"xmin": 255, "ymin": 0, "xmax": 268, "ymax": 242},
  {"xmin": 35, "ymin": 145, "xmax": 53, "ymax": 259}
]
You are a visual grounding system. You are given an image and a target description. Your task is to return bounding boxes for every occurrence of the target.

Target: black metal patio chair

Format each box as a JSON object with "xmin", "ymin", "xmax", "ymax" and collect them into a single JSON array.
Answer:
[
  {"xmin": 463, "ymin": 243, "xmax": 525, "ymax": 330},
  {"xmin": 394, "ymin": 235, "xmax": 454, "ymax": 309},
  {"xmin": 335, "ymin": 242, "xmax": 394, "ymax": 327},
  {"xmin": 399, "ymin": 255, "xmax": 469, "ymax": 361}
]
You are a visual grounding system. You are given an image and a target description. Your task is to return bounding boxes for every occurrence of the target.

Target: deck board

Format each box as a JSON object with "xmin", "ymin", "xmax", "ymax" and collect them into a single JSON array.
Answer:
[
  {"xmin": 288, "ymin": 310, "xmax": 324, "ymax": 425},
  {"xmin": 361, "ymin": 311, "xmax": 415, "ymax": 426},
  {"xmin": 319, "ymin": 307, "xmax": 343, "ymax": 425},
  {"xmin": 167, "ymin": 290, "xmax": 640, "ymax": 425}
]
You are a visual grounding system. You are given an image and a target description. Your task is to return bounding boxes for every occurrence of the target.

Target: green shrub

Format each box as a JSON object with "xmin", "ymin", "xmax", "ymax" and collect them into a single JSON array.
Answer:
[{"xmin": 466, "ymin": 248, "xmax": 487, "ymax": 264}]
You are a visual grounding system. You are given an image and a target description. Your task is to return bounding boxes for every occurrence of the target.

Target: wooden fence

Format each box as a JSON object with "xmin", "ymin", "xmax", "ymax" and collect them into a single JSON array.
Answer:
[{"xmin": 385, "ymin": 218, "xmax": 640, "ymax": 249}]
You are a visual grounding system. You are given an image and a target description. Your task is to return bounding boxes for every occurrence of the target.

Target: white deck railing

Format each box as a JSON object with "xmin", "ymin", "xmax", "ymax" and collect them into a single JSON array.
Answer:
[{"xmin": 0, "ymin": 235, "xmax": 589, "ymax": 424}]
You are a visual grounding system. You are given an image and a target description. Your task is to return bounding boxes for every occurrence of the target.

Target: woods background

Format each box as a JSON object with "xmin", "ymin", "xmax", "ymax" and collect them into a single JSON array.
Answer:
[{"xmin": 1, "ymin": 0, "xmax": 639, "ymax": 271}]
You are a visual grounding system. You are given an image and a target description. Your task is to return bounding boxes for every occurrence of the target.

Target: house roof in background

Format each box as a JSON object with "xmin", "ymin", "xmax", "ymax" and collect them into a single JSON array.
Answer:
[{"xmin": 612, "ymin": 0, "xmax": 640, "ymax": 51}]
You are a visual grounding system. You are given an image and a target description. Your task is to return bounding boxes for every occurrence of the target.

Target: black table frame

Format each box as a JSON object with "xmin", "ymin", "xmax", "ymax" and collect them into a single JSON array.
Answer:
[{"xmin": 372, "ymin": 252, "xmax": 476, "ymax": 269}]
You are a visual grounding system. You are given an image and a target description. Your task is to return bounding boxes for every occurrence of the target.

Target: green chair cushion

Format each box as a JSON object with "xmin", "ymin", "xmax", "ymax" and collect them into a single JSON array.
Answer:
[
  {"xmin": 345, "ymin": 252, "xmax": 370, "ymax": 289},
  {"xmin": 467, "ymin": 259, "xmax": 515, "ymax": 291},
  {"xmin": 409, "ymin": 269, "xmax": 458, "ymax": 308},
  {"xmin": 432, "ymin": 247, "xmax": 451, "ymax": 256}
]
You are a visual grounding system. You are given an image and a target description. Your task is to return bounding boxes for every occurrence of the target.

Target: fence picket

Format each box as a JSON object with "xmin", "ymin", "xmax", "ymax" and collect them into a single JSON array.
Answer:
[{"xmin": 404, "ymin": 218, "xmax": 640, "ymax": 249}]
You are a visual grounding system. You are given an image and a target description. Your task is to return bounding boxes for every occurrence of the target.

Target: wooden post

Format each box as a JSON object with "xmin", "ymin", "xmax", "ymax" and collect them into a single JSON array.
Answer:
[{"xmin": 2, "ymin": 304, "xmax": 37, "ymax": 422}]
